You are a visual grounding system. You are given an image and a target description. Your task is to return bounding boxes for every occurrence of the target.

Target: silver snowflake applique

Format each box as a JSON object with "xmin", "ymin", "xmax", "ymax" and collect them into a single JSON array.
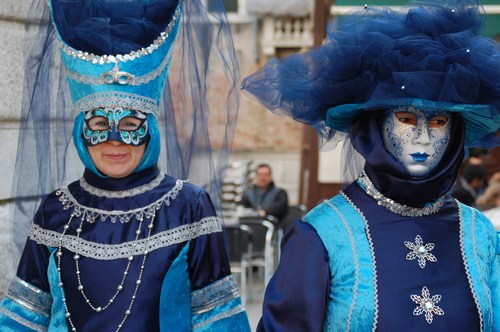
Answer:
[
  {"xmin": 411, "ymin": 286, "xmax": 444, "ymax": 324},
  {"xmin": 404, "ymin": 235, "xmax": 437, "ymax": 268}
]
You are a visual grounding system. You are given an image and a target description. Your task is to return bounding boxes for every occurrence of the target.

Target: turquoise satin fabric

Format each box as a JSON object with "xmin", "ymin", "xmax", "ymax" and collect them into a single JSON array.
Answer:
[
  {"xmin": 192, "ymin": 296, "xmax": 249, "ymax": 332},
  {"xmin": 0, "ymin": 298, "xmax": 50, "ymax": 331},
  {"xmin": 159, "ymin": 242, "xmax": 191, "ymax": 331},
  {"xmin": 51, "ymin": 1, "xmax": 182, "ymax": 109},
  {"xmin": 304, "ymin": 194, "xmax": 376, "ymax": 332},
  {"xmin": 159, "ymin": 242, "xmax": 250, "ymax": 331},
  {"xmin": 459, "ymin": 203, "xmax": 500, "ymax": 331},
  {"xmin": 493, "ymin": 232, "xmax": 500, "ymax": 331},
  {"xmin": 46, "ymin": 248, "xmax": 69, "ymax": 332}
]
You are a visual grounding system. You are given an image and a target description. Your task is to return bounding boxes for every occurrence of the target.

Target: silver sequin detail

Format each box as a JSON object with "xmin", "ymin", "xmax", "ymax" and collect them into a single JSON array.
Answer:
[
  {"xmin": 404, "ymin": 235, "xmax": 437, "ymax": 268},
  {"xmin": 57, "ymin": 0, "xmax": 184, "ymax": 65},
  {"xmin": 64, "ymin": 45, "xmax": 176, "ymax": 86},
  {"xmin": 29, "ymin": 216, "xmax": 222, "ymax": 260},
  {"xmin": 79, "ymin": 172, "xmax": 166, "ymax": 198},
  {"xmin": 357, "ymin": 170, "xmax": 445, "ymax": 217},
  {"xmin": 411, "ymin": 286, "xmax": 444, "ymax": 324},
  {"xmin": 73, "ymin": 91, "xmax": 159, "ymax": 116},
  {"xmin": 56, "ymin": 180, "xmax": 184, "ymax": 223}
]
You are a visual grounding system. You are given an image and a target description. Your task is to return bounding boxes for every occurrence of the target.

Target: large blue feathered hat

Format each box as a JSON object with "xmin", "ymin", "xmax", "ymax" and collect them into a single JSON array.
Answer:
[{"xmin": 241, "ymin": 0, "xmax": 500, "ymax": 147}]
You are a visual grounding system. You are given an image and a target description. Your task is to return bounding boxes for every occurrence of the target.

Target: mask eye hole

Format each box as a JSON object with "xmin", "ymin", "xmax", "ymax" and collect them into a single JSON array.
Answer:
[
  {"xmin": 118, "ymin": 117, "xmax": 145, "ymax": 131},
  {"xmin": 87, "ymin": 116, "xmax": 109, "ymax": 131},
  {"xmin": 428, "ymin": 115, "xmax": 449, "ymax": 128},
  {"xmin": 395, "ymin": 111, "xmax": 417, "ymax": 126}
]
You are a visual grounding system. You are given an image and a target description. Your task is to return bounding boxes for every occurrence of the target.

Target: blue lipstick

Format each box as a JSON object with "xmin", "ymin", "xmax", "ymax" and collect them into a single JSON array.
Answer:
[{"xmin": 411, "ymin": 153, "xmax": 429, "ymax": 162}]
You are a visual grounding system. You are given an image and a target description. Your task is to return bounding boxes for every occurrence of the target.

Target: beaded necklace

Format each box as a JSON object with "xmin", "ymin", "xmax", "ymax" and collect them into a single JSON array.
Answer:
[{"xmin": 54, "ymin": 179, "xmax": 184, "ymax": 331}]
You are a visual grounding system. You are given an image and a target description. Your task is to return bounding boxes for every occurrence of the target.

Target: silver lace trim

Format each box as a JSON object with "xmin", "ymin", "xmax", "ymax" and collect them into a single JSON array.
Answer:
[
  {"xmin": 57, "ymin": 0, "xmax": 184, "ymax": 65},
  {"xmin": 64, "ymin": 45, "xmax": 175, "ymax": 86},
  {"xmin": 191, "ymin": 275, "xmax": 240, "ymax": 315},
  {"xmin": 457, "ymin": 203, "xmax": 485, "ymax": 331},
  {"xmin": 56, "ymin": 179, "xmax": 184, "ymax": 223},
  {"xmin": 340, "ymin": 192, "xmax": 380, "ymax": 332},
  {"xmin": 73, "ymin": 91, "xmax": 158, "ymax": 115},
  {"xmin": 357, "ymin": 170, "xmax": 445, "ymax": 217},
  {"xmin": 6, "ymin": 277, "xmax": 52, "ymax": 318},
  {"xmin": 29, "ymin": 216, "xmax": 222, "ymax": 260},
  {"xmin": 0, "ymin": 306, "xmax": 48, "ymax": 332},
  {"xmin": 79, "ymin": 172, "xmax": 166, "ymax": 198}
]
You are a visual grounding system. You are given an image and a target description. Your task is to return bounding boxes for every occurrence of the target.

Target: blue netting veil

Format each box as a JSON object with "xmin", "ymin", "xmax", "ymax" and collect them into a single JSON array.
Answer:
[{"xmin": 6, "ymin": 0, "xmax": 239, "ymax": 281}]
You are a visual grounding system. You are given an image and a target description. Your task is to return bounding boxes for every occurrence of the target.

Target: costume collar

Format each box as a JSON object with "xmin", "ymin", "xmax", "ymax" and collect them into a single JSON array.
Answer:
[{"xmin": 82, "ymin": 165, "xmax": 160, "ymax": 192}]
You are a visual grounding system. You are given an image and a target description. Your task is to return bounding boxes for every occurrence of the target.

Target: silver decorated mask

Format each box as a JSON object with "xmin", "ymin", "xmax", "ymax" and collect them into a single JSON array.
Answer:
[{"xmin": 382, "ymin": 106, "xmax": 451, "ymax": 177}]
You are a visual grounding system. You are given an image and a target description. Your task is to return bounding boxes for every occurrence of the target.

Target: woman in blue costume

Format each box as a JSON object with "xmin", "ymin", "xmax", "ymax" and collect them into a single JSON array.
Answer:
[
  {"xmin": 242, "ymin": 0, "xmax": 500, "ymax": 331},
  {"xmin": 0, "ymin": 0, "xmax": 250, "ymax": 331}
]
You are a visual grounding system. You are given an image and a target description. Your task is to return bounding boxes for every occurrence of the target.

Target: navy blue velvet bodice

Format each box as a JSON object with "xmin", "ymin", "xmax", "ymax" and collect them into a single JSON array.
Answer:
[
  {"xmin": 344, "ymin": 182, "xmax": 480, "ymax": 331},
  {"xmin": 16, "ymin": 167, "xmax": 230, "ymax": 332}
]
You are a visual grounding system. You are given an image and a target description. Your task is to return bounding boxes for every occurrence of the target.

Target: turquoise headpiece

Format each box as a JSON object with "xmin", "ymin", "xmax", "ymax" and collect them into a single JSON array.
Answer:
[
  {"xmin": 50, "ymin": 0, "xmax": 183, "ymax": 175},
  {"xmin": 51, "ymin": 0, "xmax": 182, "ymax": 115}
]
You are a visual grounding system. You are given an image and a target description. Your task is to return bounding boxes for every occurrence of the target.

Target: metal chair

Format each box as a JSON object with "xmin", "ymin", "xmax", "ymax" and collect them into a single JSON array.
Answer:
[
  {"xmin": 277, "ymin": 204, "xmax": 307, "ymax": 260},
  {"xmin": 238, "ymin": 215, "xmax": 277, "ymax": 286},
  {"xmin": 225, "ymin": 224, "xmax": 253, "ymax": 305}
]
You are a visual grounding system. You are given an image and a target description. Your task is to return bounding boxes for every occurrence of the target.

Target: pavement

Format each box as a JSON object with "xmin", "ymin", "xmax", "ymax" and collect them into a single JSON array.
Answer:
[{"xmin": 238, "ymin": 271, "xmax": 265, "ymax": 331}]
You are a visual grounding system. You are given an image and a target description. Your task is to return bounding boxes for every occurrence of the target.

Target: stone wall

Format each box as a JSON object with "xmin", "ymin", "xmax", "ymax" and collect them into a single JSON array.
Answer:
[{"xmin": 0, "ymin": 1, "xmax": 28, "ymax": 200}]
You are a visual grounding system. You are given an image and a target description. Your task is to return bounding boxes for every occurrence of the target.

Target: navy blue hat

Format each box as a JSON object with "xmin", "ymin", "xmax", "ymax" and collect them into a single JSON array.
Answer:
[{"xmin": 242, "ymin": 0, "xmax": 500, "ymax": 147}]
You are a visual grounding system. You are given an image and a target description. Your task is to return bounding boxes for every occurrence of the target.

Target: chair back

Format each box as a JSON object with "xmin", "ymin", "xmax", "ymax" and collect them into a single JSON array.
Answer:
[
  {"xmin": 238, "ymin": 216, "xmax": 275, "ymax": 255},
  {"xmin": 280, "ymin": 204, "xmax": 307, "ymax": 232},
  {"xmin": 225, "ymin": 224, "xmax": 253, "ymax": 262}
]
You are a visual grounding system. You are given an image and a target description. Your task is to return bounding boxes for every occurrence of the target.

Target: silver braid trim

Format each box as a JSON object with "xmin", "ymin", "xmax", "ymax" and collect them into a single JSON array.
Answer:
[
  {"xmin": 29, "ymin": 216, "xmax": 222, "ymax": 260},
  {"xmin": 0, "ymin": 306, "xmax": 48, "ymax": 332},
  {"xmin": 56, "ymin": 180, "xmax": 184, "ymax": 223}
]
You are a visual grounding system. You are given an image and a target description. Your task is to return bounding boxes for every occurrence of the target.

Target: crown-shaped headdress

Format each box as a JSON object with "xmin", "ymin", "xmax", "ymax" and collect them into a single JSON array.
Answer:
[{"xmin": 51, "ymin": 0, "xmax": 183, "ymax": 115}]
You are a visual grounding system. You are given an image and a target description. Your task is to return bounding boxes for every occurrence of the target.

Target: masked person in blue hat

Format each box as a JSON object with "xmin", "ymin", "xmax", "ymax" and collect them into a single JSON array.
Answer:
[
  {"xmin": 0, "ymin": 0, "xmax": 250, "ymax": 331},
  {"xmin": 242, "ymin": 1, "xmax": 500, "ymax": 331}
]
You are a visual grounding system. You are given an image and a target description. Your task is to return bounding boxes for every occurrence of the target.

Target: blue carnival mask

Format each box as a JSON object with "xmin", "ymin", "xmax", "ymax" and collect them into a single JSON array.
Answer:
[
  {"xmin": 83, "ymin": 107, "xmax": 149, "ymax": 146},
  {"xmin": 382, "ymin": 107, "xmax": 451, "ymax": 178}
]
